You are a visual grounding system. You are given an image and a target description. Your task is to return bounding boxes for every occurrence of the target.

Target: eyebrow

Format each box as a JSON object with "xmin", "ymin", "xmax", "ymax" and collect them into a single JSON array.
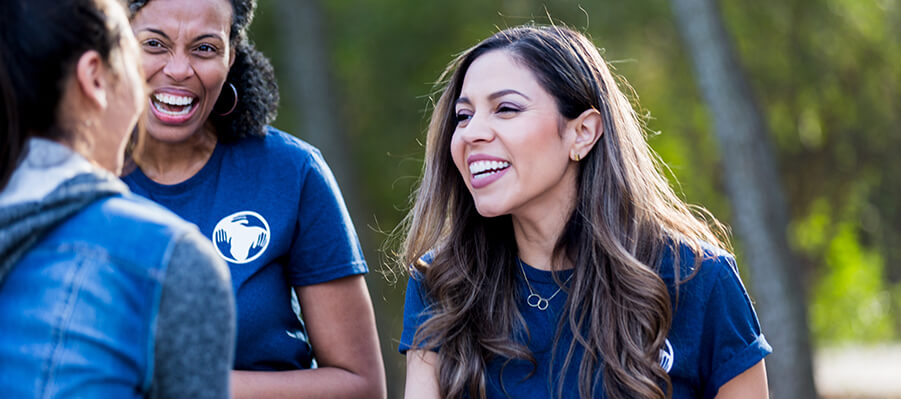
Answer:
[
  {"xmin": 140, "ymin": 29, "xmax": 226, "ymax": 43},
  {"xmin": 195, "ymin": 33, "xmax": 226, "ymax": 42},
  {"xmin": 456, "ymin": 89, "xmax": 531, "ymax": 106},
  {"xmin": 142, "ymin": 28, "xmax": 170, "ymax": 41}
]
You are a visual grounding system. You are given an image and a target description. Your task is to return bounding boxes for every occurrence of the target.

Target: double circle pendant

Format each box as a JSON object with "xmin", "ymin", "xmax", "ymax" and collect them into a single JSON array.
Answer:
[{"xmin": 527, "ymin": 293, "xmax": 550, "ymax": 311}]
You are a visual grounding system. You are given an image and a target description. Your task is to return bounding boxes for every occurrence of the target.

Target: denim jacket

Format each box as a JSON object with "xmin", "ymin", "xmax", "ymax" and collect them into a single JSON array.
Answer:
[{"xmin": 0, "ymin": 139, "xmax": 235, "ymax": 398}]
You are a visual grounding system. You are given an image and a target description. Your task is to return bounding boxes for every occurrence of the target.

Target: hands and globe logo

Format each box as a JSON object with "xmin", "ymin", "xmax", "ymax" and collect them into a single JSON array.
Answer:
[{"xmin": 212, "ymin": 211, "xmax": 270, "ymax": 264}]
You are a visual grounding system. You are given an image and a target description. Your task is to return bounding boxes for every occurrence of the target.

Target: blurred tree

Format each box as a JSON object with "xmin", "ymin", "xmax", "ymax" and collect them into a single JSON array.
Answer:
[
  {"xmin": 266, "ymin": 0, "xmax": 407, "ymax": 391},
  {"xmin": 670, "ymin": 0, "xmax": 817, "ymax": 398}
]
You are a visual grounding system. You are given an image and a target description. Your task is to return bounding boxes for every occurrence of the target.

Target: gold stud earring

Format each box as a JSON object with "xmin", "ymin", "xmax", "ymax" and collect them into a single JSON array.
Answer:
[{"xmin": 571, "ymin": 150, "xmax": 580, "ymax": 162}]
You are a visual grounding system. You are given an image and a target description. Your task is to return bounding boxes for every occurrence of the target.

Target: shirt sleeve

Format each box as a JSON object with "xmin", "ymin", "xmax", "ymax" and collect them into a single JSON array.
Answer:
[
  {"xmin": 700, "ymin": 255, "xmax": 772, "ymax": 399},
  {"xmin": 151, "ymin": 230, "xmax": 236, "ymax": 399},
  {"xmin": 287, "ymin": 150, "xmax": 367, "ymax": 286},
  {"xmin": 399, "ymin": 272, "xmax": 437, "ymax": 354}
]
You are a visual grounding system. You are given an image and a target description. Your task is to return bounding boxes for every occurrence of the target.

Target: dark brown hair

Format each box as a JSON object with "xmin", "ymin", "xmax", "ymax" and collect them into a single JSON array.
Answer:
[
  {"xmin": 0, "ymin": 0, "xmax": 127, "ymax": 190},
  {"xmin": 397, "ymin": 24, "xmax": 729, "ymax": 398}
]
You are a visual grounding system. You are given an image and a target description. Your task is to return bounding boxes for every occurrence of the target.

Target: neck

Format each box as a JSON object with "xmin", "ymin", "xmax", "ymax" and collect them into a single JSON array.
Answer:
[
  {"xmin": 512, "ymin": 197, "xmax": 576, "ymax": 271},
  {"xmin": 137, "ymin": 125, "xmax": 217, "ymax": 185},
  {"xmin": 511, "ymin": 163, "xmax": 580, "ymax": 271},
  {"xmin": 52, "ymin": 124, "xmax": 123, "ymax": 175}
]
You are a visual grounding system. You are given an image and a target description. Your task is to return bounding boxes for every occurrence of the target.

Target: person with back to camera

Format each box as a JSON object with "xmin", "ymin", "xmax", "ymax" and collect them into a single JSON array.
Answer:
[
  {"xmin": 397, "ymin": 25, "xmax": 772, "ymax": 399},
  {"xmin": 121, "ymin": 0, "xmax": 386, "ymax": 397},
  {"xmin": 0, "ymin": 0, "xmax": 235, "ymax": 397}
]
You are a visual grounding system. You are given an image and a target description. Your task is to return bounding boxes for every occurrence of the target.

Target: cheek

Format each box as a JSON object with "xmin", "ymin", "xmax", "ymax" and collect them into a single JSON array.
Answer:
[
  {"xmin": 196, "ymin": 64, "xmax": 231, "ymax": 97},
  {"xmin": 204, "ymin": 58, "xmax": 231, "ymax": 81},
  {"xmin": 140, "ymin": 56, "xmax": 164, "ymax": 81},
  {"xmin": 449, "ymin": 132, "xmax": 467, "ymax": 176}
]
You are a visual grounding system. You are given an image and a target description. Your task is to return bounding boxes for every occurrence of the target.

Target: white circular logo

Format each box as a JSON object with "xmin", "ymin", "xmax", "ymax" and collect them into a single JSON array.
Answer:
[
  {"xmin": 212, "ymin": 211, "xmax": 270, "ymax": 264},
  {"xmin": 659, "ymin": 339, "xmax": 674, "ymax": 373}
]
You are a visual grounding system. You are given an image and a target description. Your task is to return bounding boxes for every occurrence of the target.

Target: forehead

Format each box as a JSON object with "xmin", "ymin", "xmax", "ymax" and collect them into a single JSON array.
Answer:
[
  {"xmin": 132, "ymin": 0, "xmax": 232, "ymax": 36},
  {"xmin": 459, "ymin": 50, "xmax": 544, "ymax": 98}
]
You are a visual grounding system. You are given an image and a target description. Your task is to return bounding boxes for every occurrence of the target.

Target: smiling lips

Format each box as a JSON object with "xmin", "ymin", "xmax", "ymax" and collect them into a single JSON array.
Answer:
[
  {"xmin": 468, "ymin": 159, "xmax": 511, "ymax": 189},
  {"xmin": 150, "ymin": 90, "xmax": 198, "ymax": 124}
]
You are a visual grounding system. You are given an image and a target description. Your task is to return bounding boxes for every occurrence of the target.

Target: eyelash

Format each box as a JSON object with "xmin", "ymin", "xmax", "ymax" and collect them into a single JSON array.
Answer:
[
  {"xmin": 454, "ymin": 103, "xmax": 522, "ymax": 125},
  {"xmin": 140, "ymin": 39, "xmax": 220, "ymax": 55},
  {"xmin": 143, "ymin": 39, "xmax": 164, "ymax": 49},
  {"xmin": 196, "ymin": 44, "xmax": 217, "ymax": 53},
  {"xmin": 497, "ymin": 104, "xmax": 520, "ymax": 113}
]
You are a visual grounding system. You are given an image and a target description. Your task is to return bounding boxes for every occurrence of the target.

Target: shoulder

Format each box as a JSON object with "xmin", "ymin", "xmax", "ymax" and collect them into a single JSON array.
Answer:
[
  {"xmin": 64, "ymin": 193, "xmax": 209, "ymax": 266},
  {"xmin": 226, "ymin": 126, "xmax": 327, "ymax": 174},
  {"xmin": 407, "ymin": 251, "xmax": 436, "ymax": 280},
  {"xmin": 89, "ymin": 193, "xmax": 197, "ymax": 235},
  {"xmin": 657, "ymin": 240, "xmax": 738, "ymax": 294},
  {"xmin": 404, "ymin": 251, "xmax": 438, "ymax": 297},
  {"xmin": 232, "ymin": 126, "xmax": 321, "ymax": 160}
]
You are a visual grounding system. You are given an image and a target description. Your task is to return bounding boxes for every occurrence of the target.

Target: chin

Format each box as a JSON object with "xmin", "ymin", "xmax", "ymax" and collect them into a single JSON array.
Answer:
[
  {"xmin": 472, "ymin": 201, "xmax": 509, "ymax": 219},
  {"xmin": 145, "ymin": 121, "xmax": 201, "ymax": 143}
]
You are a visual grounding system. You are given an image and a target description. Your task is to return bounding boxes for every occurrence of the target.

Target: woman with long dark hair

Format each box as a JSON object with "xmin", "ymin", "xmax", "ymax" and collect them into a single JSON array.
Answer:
[
  {"xmin": 398, "ymin": 25, "xmax": 771, "ymax": 398},
  {"xmin": 0, "ymin": 0, "xmax": 235, "ymax": 397},
  {"xmin": 122, "ymin": 1, "xmax": 385, "ymax": 397}
]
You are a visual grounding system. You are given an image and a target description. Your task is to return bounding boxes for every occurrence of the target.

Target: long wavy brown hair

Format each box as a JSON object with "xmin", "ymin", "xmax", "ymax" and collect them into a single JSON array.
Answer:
[{"xmin": 396, "ymin": 24, "xmax": 729, "ymax": 399}]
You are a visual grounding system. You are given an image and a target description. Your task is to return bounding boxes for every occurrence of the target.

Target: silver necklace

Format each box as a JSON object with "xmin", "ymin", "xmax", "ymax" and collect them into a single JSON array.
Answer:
[{"xmin": 518, "ymin": 260, "xmax": 574, "ymax": 311}]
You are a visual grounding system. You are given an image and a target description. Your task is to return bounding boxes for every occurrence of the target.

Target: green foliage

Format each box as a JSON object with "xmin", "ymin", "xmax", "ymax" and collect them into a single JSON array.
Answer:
[{"xmin": 797, "ymin": 199, "xmax": 895, "ymax": 343}]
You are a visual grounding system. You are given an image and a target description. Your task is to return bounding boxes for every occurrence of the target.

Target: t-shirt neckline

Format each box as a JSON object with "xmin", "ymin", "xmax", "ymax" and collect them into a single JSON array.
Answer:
[{"xmin": 126, "ymin": 141, "xmax": 225, "ymax": 196}]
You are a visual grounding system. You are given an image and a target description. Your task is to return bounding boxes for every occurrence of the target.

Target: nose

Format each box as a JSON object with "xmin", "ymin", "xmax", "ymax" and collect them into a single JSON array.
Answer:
[
  {"xmin": 162, "ymin": 51, "xmax": 194, "ymax": 82},
  {"xmin": 458, "ymin": 112, "xmax": 494, "ymax": 144}
]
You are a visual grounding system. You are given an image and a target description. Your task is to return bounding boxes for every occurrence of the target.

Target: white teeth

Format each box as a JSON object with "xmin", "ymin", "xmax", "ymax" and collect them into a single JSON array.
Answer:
[
  {"xmin": 152, "ymin": 101, "xmax": 194, "ymax": 116},
  {"xmin": 469, "ymin": 160, "xmax": 510, "ymax": 175},
  {"xmin": 153, "ymin": 93, "xmax": 194, "ymax": 106}
]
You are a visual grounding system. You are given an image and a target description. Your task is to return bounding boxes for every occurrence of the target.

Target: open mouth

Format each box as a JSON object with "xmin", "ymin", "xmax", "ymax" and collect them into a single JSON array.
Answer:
[
  {"xmin": 150, "ymin": 92, "xmax": 198, "ymax": 123},
  {"xmin": 469, "ymin": 160, "xmax": 511, "ymax": 177}
]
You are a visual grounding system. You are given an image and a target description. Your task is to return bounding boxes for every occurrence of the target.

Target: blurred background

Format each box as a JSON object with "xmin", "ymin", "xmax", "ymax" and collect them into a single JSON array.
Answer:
[{"xmin": 245, "ymin": 0, "xmax": 900, "ymax": 397}]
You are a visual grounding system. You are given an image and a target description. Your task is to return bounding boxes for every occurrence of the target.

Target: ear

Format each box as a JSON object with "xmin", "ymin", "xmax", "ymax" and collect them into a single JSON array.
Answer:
[
  {"xmin": 228, "ymin": 46, "xmax": 236, "ymax": 69},
  {"xmin": 567, "ymin": 108, "xmax": 603, "ymax": 161},
  {"xmin": 74, "ymin": 50, "xmax": 109, "ymax": 110}
]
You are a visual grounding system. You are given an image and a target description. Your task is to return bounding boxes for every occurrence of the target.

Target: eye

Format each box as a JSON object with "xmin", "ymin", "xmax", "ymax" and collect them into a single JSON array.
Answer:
[
  {"xmin": 194, "ymin": 43, "xmax": 220, "ymax": 56},
  {"xmin": 142, "ymin": 39, "xmax": 165, "ymax": 52},
  {"xmin": 455, "ymin": 110, "xmax": 472, "ymax": 126},
  {"xmin": 496, "ymin": 103, "xmax": 521, "ymax": 114}
]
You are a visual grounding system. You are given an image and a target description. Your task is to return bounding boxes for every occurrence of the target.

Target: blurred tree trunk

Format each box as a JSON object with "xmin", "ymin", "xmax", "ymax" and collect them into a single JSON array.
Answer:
[
  {"xmin": 669, "ymin": 0, "xmax": 817, "ymax": 398},
  {"xmin": 269, "ymin": 0, "xmax": 402, "ymax": 396},
  {"xmin": 270, "ymin": 0, "xmax": 356, "ymax": 197}
]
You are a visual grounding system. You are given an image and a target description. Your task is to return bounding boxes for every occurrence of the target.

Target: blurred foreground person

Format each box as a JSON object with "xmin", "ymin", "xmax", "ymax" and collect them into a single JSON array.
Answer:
[
  {"xmin": 122, "ymin": 1, "xmax": 385, "ymax": 397},
  {"xmin": 0, "ymin": 0, "xmax": 235, "ymax": 397},
  {"xmin": 398, "ymin": 25, "xmax": 771, "ymax": 399}
]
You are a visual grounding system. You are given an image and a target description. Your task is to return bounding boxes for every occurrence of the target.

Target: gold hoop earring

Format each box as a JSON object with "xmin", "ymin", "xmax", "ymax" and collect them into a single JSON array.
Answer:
[{"xmin": 216, "ymin": 82, "xmax": 238, "ymax": 116}]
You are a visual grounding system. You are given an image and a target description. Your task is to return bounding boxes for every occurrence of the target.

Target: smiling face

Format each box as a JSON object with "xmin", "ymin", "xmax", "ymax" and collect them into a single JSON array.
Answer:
[
  {"xmin": 131, "ymin": 0, "xmax": 234, "ymax": 143},
  {"xmin": 450, "ymin": 50, "xmax": 579, "ymax": 219}
]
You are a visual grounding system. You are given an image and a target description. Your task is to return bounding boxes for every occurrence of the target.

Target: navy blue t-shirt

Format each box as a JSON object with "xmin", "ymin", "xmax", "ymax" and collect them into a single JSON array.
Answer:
[
  {"xmin": 124, "ymin": 126, "xmax": 368, "ymax": 371},
  {"xmin": 400, "ymin": 245, "xmax": 771, "ymax": 398}
]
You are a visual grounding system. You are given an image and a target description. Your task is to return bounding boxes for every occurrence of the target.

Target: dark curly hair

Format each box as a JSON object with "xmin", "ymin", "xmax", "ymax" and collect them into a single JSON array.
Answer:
[{"xmin": 126, "ymin": 0, "xmax": 278, "ymax": 142}]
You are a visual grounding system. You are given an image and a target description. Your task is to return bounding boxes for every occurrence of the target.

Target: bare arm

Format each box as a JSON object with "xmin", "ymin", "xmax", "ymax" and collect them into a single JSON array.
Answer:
[
  {"xmin": 231, "ymin": 275, "xmax": 386, "ymax": 399},
  {"xmin": 715, "ymin": 360, "xmax": 768, "ymax": 399},
  {"xmin": 404, "ymin": 350, "xmax": 441, "ymax": 399}
]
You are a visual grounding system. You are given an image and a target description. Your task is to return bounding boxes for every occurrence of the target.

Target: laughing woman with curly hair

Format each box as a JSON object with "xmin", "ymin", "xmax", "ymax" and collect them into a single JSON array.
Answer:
[
  {"xmin": 121, "ymin": 0, "xmax": 385, "ymax": 397},
  {"xmin": 398, "ymin": 25, "xmax": 771, "ymax": 399}
]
